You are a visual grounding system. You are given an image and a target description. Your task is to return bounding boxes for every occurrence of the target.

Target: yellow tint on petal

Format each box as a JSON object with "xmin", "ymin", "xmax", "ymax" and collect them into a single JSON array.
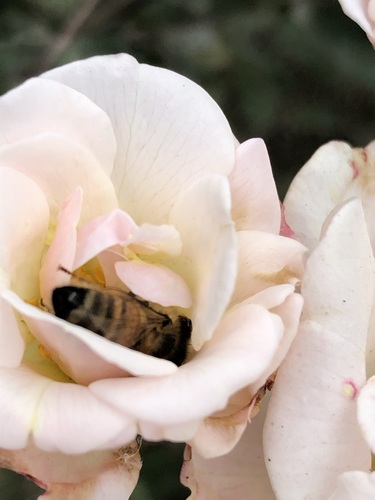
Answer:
[
  {"xmin": 70, "ymin": 258, "xmax": 107, "ymax": 288},
  {"xmin": 254, "ymin": 267, "xmax": 301, "ymax": 287},
  {"xmin": 23, "ymin": 338, "xmax": 72, "ymax": 383},
  {"xmin": 44, "ymin": 219, "xmax": 57, "ymax": 246}
]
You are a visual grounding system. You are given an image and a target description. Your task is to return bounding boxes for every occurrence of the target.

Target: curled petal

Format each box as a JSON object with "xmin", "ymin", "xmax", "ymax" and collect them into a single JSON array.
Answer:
[
  {"xmin": 229, "ymin": 138, "xmax": 280, "ymax": 233},
  {"xmin": 169, "ymin": 175, "xmax": 237, "ymax": 350},
  {"xmin": 0, "ymin": 365, "xmax": 137, "ymax": 453},
  {"xmin": 39, "ymin": 187, "xmax": 83, "ymax": 308},
  {"xmin": 3, "ymin": 292, "xmax": 178, "ymax": 385},
  {"xmin": 0, "ymin": 168, "xmax": 49, "ymax": 368},
  {"xmin": 0, "ymin": 168, "xmax": 49, "ymax": 299},
  {"xmin": 74, "ymin": 209, "xmax": 137, "ymax": 269},
  {"xmin": 248, "ymin": 290, "xmax": 303, "ymax": 395},
  {"xmin": 0, "ymin": 78, "xmax": 116, "ymax": 176},
  {"xmin": 43, "ymin": 54, "xmax": 235, "ymax": 224},
  {"xmin": 128, "ymin": 223, "xmax": 182, "ymax": 256},
  {"xmin": 284, "ymin": 141, "xmax": 354, "ymax": 249},
  {"xmin": 231, "ymin": 230, "xmax": 306, "ymax": 306},
  {"xmin": 90, "ymin": 302, "xmax": 283, "ymax": 441},
  {"xmin": 0, "ymin": 133, "xmax": 117, "ymax": 223},
  {"xmin": 115, "ymin": 261, "xmax": 192, "ymax": 308},
  {"xmin": 263, "ymin": 199, "xmax": 374, "ymax": 499}
]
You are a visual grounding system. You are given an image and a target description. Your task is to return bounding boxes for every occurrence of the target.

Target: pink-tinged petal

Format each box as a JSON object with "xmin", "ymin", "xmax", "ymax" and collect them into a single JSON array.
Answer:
[
  {"xmin": 328, "ymin": 471, "xmax": 375, "ymax": 500},
  {"xmin": 169, "ymin": 175, "xmax": 237, "ymax": 350},
  {"xmin": 42, "ymin": 54, "xmax": 235, "ymax": 224},
  {"xmin": 115, "ymin": 261, "xmax": 192, "ymax": 308},
  {"xmin": 0, "ymin": 133, "xmax": 117, "ymax": 223},
  {"xmin": 39, "ymin": 188, "xmax": 83, "ymax": 308},
  {"xmin": 357, "ymin": 376, "xmax": 375, "ymax": 453},
  {"xmin": 338, "ymin": 0, "xmax": 375, "ymax": 45},
  {"xmin": 284, "ymin": 141, "xmax": 354, "ymax": 249},
  {"xmin": 182, "ymin": 407, "xmax": 275, "ymax": 499},
  {"xmin": 263, "ymin": 199, "xmax": 374, "ymax": 499},
  {"xmin": 344, "ymin": 143, "xmax": 375, "ymax": 249},
  {"xmin": 0, "ymin": 168, "xmax": 49, "ymax": 298},
  {"xmin": 229, "ymin": 138, "xmax": 280, "ymax": 233},
  {"xmin": 0, "ymin": 444, "xmax": 140, "ymax": 498},
  {"xmin": 90, "ymin": 302, "xmax": 283, "ymax": 441},
  {"xmin": 279, "ymin": 203, "xmax": 297, "ymax": 238},
  {"xmin": 128, "ymin": 223, "xmax": 182, "ymax": 256},
  {"xmin": 73, "ymin": 209, "xmax": 137, "ymax": 269},
  {"xmin": 0, "ymin": 78, "xmax": 116, "ymax": 176},
  {"xmin": 3, "ymin": 291, "xmax": 178, "ymax": 384},
  {"xmin": 0, "ymin": 365, "xmax": 137, "ymax": 453},
  {"xmin": 231, "ymin": 230, "xmax": 305, "ymax": 306}
]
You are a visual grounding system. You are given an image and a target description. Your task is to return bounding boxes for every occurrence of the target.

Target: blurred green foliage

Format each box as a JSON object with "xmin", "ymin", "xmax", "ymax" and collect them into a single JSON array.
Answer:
[{"xmin": 0, "ymin": 0, "xmax": 374, "ymax": 498}]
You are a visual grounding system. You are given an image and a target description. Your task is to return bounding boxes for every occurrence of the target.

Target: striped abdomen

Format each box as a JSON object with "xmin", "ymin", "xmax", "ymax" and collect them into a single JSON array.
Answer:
[{"xmin": 52, "ymin": 285, "xmax": 191, "ymax": 366}]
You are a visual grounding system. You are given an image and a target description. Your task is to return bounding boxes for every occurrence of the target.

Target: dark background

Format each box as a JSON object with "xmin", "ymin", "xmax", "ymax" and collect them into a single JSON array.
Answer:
[{"xmin": 0, "ymin": 0, "xmax": 374, "ymax": 498}]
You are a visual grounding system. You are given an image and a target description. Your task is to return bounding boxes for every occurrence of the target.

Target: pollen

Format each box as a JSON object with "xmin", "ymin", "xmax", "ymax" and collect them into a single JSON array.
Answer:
[
  {"xmin": 38, "ymin": 343, "xmax": 52, "ymax": 360},
  {"xmin": 25, "ymin": 297, "xmax": 39, "ymax": 308},
  {"xmin": 73, "ymin": 258, "xmax": 106, "ymax": 287}
]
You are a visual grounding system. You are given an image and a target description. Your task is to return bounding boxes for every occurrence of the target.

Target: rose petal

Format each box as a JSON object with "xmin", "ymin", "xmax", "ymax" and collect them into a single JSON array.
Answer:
[
  {"xmin": 0, "ymin": 133, "xmax": 117, "ymax": 223},
  {"xmin": 229, "ymin": 138, "xmax": 280, "ymax": 233},
  {"xmin": 344, "ymin": 142, "xmax": 375, "ymax": 249},
  {"xmin": 0, "ymin": 78, "xmax": 116, "ymax": 176},
  {"xmin": 263, "ymin": 199, "xmax": 374, "ymax": 499},
  {"xmin": 90, "ymin": 302, "xmax": 283, "ymax": 441},
  {"xmin": 328, "ymin": 471, "xmax": 375, "ymax": 500},
  {"xmin": 0, "ymin": 168, "xmax": 49, "ymax": 368},
  {"xmin": 127, "ymin": 223, "xmax": 182, "ymax": 256},
  {"xmin": 182, "ymin": 402, "xmax": 275, "ymax": 499},
  {"xmin": 0, "ymin": 444, "xmax": 140, "ymax": 499},
  {"xmin": 0, "ymin": 365, "xmax": 136, "ymax": 453},
  {"xmin": 231, "ymin": 230, "xmax": 306, "ymax": 306},
  {"xmin": 169, "ymin": 175, "xmax": 237, "ymax": 350},
  {"xmin": 42, "ymin": 54, "xmax": 236, "ymax": 224},
  {"xmin": 39, "ymin": 188, "xmax": 83, "ymax": 309},
  {"xmin": 338, "ymin": 0, "xmax": 375, "ymax": 45},
  {"xmin": 366, "ymin": 301, "xmax": 375, "ymax": 378},
  {"xmin": 73, "ymin": 209, "xmax": 137, "ymax": 270},
  {"xmin": 3, "ymin": 291, "xmax": 178, "ymax": 384},
  {"xmin": 39, "ymin": 462, "xmax": 140, "ymax": 500},
  {"xmin": 188, "ymin": 407, "xmax": 248, "ymax": 459},
  {"xmin": 357, "ymin": 376, "xmax": 375, "ymax": 453},
  {"xmin": 115, "ymin": 260, "xmax": 192, "ymax": 308},
  {"xmin": 0, "ymin": 168, "xmax": 49, "ymax": 298},
  {"xmin": 249, "ymin": 291, "xmax": 303, "ymax": 395},
  {"xmin": 284, "ymin": 141, "xmax": 354, "ymax": 249},
  {"xmin": 0, "ymin": 297, "xmax": 25, "ymax": 368}
]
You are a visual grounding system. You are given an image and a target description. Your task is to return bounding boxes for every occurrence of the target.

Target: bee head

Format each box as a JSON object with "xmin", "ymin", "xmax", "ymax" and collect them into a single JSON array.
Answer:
[
  {"xmin": 178, "ymin": 315, "xmax": 192, "ymax": 338},
  {"xmin": 52, "ymin": 286, "xmax": 88, "ymax": 319}
]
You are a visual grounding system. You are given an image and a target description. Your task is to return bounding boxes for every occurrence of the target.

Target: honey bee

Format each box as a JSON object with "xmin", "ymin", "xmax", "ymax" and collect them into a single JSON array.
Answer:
[{"xmin": 51, "ymin": 268, "xmax": 192, "ymax": 366}]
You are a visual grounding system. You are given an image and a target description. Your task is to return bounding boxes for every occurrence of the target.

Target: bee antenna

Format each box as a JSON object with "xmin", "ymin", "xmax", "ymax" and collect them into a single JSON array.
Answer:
[{"xmin": 58, "ymin": 265, "xmax": 73, "ymax": 276}]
